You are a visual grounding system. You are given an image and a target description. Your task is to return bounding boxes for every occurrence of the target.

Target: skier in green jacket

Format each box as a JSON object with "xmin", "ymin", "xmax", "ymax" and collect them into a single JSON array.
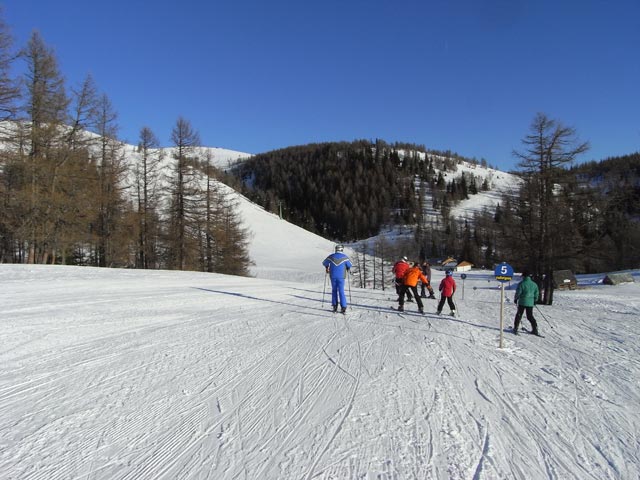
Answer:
[{"xmin": 513, "ymin": 271, "xmax": 540, "ymax": 336}]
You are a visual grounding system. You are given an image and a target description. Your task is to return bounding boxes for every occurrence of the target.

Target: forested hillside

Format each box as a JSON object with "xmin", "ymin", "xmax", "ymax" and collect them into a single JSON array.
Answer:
[
  {"xmin": 571, "ymin": 152, "xmax": 640, "ymax": 220},
  {"xmin": 234, "ymin": 140, "xmax": 413, "ymax": 240},
  {"xmin": 233, "ymin": 139, "xmax": 493, "ymax": 241}
]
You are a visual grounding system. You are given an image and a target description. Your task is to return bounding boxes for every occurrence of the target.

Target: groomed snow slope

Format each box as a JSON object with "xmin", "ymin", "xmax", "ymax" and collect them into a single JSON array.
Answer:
[{"xmin": 1, "ymin": 265, "xmax": 639, "ymax": 479}]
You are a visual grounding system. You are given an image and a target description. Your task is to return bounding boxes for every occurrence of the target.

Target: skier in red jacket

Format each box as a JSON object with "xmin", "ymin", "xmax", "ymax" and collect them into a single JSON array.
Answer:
[
  {"xmin": 436, "ymin": 270, "xmax": 457, "ymax": 317},
  {"xmin": 392, "ymin": 256, "xmax": 413, "ymax": 303}
]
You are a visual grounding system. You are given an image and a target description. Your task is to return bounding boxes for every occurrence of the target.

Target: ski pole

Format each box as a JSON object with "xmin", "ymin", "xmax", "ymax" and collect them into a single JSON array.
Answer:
[
  {"xmin": 322, "ymin": 271, "xmax": 328, "ymax": 307},
  {"xmin": 534, "ymin": 304, "xmax": 554, "ymax": 329},
  {"xmin": 347, "ymin": 270, "xmax": 352, "ymax": 303}
]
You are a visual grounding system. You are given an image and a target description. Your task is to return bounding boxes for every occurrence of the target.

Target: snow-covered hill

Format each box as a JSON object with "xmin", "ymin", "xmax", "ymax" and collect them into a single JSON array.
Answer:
[
  {"xmin": 446, "ymin": 162, "xmax": 522, "ymax": 222},
  {"xmin": 116, "ymin": 142, "xmax": 523, "ymax": 280},
  {"xmin": 354, "ymin": 156, "xmax": 523, "ymax": 253},
  {"xmin": 117, "ymin": 142, "xmax": 336, "ymax": 282},
  {"xmin": 117, "ymin": 144, "xmax": 522, "ymax": 271},
  {"xmin": 1, "ymin": 264, "xmax": 639, "ymax": 479}
]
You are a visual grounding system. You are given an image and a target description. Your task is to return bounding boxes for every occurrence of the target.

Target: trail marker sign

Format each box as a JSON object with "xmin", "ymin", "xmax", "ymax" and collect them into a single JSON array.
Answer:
[
  {"xmin": 494, "ymin": 262, "xmax": 514, "ymax": 348},
  {"xmin": 494, "ymin": 262, "xmax": 514, "ymax": 283}
]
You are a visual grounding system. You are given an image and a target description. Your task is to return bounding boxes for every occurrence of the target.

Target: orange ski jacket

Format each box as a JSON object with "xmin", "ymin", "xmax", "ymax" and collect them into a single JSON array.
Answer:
[{"xmin": 403, "ymin": 266, "xmax": 428, "ymax": 287}]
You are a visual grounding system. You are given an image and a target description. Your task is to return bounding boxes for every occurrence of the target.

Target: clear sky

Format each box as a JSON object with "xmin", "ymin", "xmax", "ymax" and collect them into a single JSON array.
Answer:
[{"xmin": 3, "ymin": 0, "xmax": 639, "ymax": 170}]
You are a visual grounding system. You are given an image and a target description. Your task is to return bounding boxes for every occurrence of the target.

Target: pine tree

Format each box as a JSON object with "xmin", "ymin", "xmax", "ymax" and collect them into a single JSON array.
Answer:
[
  {"xmin": 134, "ymin": 126, "xmax": 163, "ymax": 268},
  {"xmin": 21, "ymin": 31, "xmax": 70, "ymax": 264},
  {"xmin": 513, "ymin": 113, "xmax": 589, "ymax": 304},
  {"xmin": 469, "ymin": 176, "xmax": 478, "ymax": 195},
  {"xmin": 460, "ymin": 175, "xmax": 469, "ymax": 199},
  {"xmin": 167, "ymin": 117, "xmax": 200, "ymax": 270},
  {"xmin": 91, "ymin": 94, "xmax": 128, "ymax": 266},
  {"xmin": 210, "ymin": 188, "xmax": 252, "ymax": 276}
]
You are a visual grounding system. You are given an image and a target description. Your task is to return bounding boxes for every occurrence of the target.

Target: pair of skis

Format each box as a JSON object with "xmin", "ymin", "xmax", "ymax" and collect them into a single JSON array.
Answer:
[
  {"xmin": 390, "ymin": 306, "xmax": 436, "ymax": 317},
  {"xmin": 510, "ymin": 327, "xmax": 545, "ymax": 338}
]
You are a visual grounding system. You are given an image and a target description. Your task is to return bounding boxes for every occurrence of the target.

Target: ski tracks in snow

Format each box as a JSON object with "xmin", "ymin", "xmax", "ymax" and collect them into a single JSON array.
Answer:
[
  {"xmin": 2, "ymin": 269, "xmax": 640, "ymax": 479},
  {"xmin": 304, "ymin": 314, "xmax": 363, "ymax": 480}
]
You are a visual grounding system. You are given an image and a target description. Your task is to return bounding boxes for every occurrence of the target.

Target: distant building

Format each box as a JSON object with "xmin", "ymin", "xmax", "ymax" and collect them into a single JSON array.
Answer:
[
  {"xmin": 603, "ymin": 272, "xmax": 635, "ymax": 286},
  {"xmin": 455, "ymin": 261, "xmax": 473, "ymax": 272},
  {"xmin": 440, "ymin": 257, "xmax": 458, "ymax": 270}
]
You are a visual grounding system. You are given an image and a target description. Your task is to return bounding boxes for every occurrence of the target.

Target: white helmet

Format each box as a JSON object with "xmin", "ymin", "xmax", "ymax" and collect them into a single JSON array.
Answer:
[{"xmin": 335, "ymin": 244, "xmax": 344, "ymax": 253}]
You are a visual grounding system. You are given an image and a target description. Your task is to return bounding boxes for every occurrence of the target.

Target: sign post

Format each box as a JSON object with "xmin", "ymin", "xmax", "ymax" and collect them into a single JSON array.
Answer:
[
  {"xmin": 494, "ymin": 262, "xmax": 514, "ymax": 348},
  {"xmin": 460, "ymin": 273, "xmax": 467, "ymax": 300}
]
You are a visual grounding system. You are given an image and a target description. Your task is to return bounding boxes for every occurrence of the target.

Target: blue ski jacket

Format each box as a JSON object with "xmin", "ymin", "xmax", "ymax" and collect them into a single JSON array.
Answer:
[{"xmin": 322, "ymin": 252, "xmax": 352, "ymax": 280}]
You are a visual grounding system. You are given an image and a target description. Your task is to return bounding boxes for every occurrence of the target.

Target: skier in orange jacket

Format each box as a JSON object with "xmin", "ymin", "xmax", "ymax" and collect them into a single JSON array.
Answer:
[{"xmin": 398, "ymin": 262, "xmax": 429, "ymax": 314}]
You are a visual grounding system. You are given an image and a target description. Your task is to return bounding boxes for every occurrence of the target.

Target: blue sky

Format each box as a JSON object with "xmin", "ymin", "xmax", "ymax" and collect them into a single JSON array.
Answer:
[{"xmin": 4, "ymin": 0, "xmax": 639, "ymax": 170}]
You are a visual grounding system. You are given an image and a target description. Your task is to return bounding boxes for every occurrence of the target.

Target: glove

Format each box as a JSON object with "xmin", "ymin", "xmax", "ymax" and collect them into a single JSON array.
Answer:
[{"xmin": 325, "ymin": 267, "xmax": 330, "ymax": 273}]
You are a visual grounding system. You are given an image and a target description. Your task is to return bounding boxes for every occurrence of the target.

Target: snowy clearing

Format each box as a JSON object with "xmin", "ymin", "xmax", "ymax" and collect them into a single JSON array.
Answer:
[{"xmin": 1, "ymin": 265, "xmax": 639, "ymax": 479}]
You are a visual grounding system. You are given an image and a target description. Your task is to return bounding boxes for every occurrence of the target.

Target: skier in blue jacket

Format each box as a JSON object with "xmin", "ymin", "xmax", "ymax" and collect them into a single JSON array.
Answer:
[{"xmin": 322, "ymin": 244, "xmax": 353, "ymax": 313}]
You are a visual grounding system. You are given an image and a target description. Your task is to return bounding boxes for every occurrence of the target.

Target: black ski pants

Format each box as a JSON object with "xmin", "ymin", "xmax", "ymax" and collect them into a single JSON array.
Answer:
[
  {"xmin": 514, "ymin": 305, "xmax": 538, "ymax": 333},
  {"xmin": 399, "ymin": 285, "xmax": 422, "ymax": 310},
  {"xmin": 437, "ymin": 295, "xmax": 456, "ymax": 313},
  {"xmin": 395, "ymin": 278, "xmax": 412, "ymax": 301}
]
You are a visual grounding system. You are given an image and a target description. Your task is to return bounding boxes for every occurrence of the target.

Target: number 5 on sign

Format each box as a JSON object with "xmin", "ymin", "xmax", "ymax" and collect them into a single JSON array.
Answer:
[
  {"xmin": 494, "ymin": 262, "xmax": 514, "ymax": 348},
  {"xmin": 495, "ymin": 263, "xmax": 513, "ymax": 282}
]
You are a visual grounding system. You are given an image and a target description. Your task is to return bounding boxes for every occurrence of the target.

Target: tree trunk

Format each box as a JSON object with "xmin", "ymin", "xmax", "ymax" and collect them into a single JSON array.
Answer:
[{"xmin": 542, "ymin": 269, "xmax": 554, "ymax": 305}]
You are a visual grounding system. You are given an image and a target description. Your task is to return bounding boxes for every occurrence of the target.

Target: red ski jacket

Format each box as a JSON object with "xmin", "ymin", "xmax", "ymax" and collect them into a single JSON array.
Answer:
[
  {"xmin": 439, "ymin": 276, "xmax": 456, "ymax": 297},
  {"xmin": 392, "ymin": 261, "xmax": 410, "ymax": 279}
]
